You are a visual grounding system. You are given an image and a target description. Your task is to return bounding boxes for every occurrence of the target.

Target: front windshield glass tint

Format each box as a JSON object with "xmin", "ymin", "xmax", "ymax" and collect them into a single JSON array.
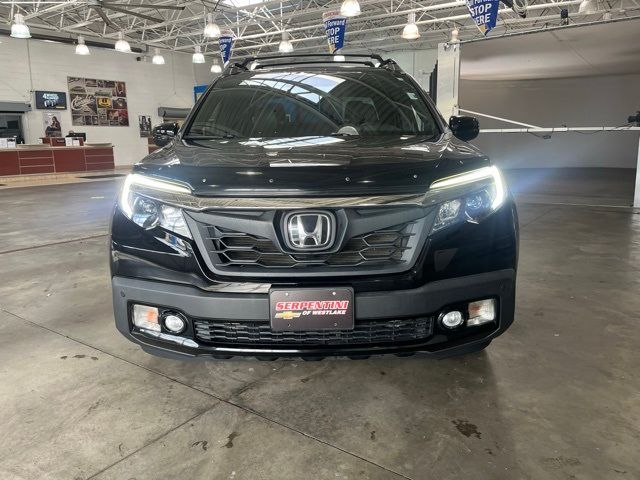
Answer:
[{"xmin": 186, "ymin": 70, "xmax": 440, "ymax": 139}]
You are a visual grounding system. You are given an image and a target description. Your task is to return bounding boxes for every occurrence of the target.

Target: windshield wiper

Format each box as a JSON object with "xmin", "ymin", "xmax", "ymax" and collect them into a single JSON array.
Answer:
[{"xmin": 330, "ymin": 132, "xmax": 357, "ymax": 137}]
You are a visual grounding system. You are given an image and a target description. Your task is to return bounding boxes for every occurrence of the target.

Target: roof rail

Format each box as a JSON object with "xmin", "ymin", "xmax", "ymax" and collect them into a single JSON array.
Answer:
[{"xmin": 225, "ymin": 54, "xmax": 403, "ymax": 74}]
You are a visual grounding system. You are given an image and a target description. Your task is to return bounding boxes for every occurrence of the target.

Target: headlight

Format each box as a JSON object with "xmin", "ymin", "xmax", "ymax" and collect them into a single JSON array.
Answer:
[
  {"xmin": 429, "ymin": 166, "xmax": 506, "ymax": 233},
  {"xmin": 119, "ymin": 174, "xmax": 193, "ymax": 239}
]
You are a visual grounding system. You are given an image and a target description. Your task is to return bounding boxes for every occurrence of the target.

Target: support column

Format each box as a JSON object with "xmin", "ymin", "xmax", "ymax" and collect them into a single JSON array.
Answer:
[
  {"xmin": 634, "ymin": 135, "xmax": 640, "ymax": 208},
  {"xmin": 436, "ymin": 42, "xmax": 460, "ymax": 121}
]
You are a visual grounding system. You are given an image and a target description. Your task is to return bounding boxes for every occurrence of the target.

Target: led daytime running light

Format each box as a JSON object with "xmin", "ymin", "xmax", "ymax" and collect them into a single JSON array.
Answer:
[
  {"xmin": 120, "ymin": 174, "xmax": 191, "ymax": 217},
  {"xmin": 431, "ymin": 166, "xmax": 505, "ymax": 210}
]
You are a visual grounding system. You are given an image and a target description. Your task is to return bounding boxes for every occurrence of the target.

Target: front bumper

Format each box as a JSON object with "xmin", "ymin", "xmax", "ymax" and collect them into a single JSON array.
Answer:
[{"xmin": 112, "ymin": 268, "xmax": 516, "ymax": 359}]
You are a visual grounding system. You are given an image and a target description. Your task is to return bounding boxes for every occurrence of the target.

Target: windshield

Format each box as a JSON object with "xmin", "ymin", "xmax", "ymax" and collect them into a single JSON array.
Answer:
[{"xmin": 185, "ymin": 69, "xmax": 440, "ymax": 139}]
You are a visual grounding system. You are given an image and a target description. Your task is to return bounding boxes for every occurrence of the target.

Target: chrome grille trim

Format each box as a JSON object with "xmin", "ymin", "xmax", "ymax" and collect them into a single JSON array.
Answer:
[{"xmin": 132, "ymin": 185, "xmax": 428, "ymax": 209}]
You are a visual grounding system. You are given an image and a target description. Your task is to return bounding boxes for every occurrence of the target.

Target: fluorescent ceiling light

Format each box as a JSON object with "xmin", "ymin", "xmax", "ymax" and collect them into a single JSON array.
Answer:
[
  {"xmin": 152, "ymin": 48, "xmax": 165, "ymax": 65},
  {"xmin": 115, "ymin": 32, "xmax": 131, "ymax": 53},
  {"xmin": 333, "ymin": 54, "xmax": 345, "ymax": 62},
  {"xmin": 11, "ymin": 14, "xmax": 31, "ymax": 39},
  {"xmin": 402, "ymin": 12, "xmax": 420, "ymax": 40},
  {"xmin": 278, "ymin": 31, "xmax": 293, "ymax": 53},
  {"xmin": 75, "ymin": 36, "xmax": 90, "ymax": 55},
  {"xmin": 204, "ymin": 13, "xmax": 221, "ymax": 38},
  {"xmin": 340, "ymin": 0, "xmax": 361, "ymax": 17}
]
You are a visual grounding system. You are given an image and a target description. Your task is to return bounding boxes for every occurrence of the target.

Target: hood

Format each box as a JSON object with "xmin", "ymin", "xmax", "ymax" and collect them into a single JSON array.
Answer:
[{"xmin": 135, "ymin": 134, "xmax": 489, "ymax": 197}]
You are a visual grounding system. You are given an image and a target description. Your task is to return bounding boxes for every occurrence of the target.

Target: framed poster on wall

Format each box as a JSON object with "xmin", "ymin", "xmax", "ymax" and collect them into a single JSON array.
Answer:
[
  {"xmin": 43, "ymin": 112, "xmax": 62, "ymax": 137},
  {"xmin": 138, "ymin": 115, "xmax": 152, "ymax": 137},
  {"xmin": 68, "ymin": 77, "xmax": 129, "ymax": 127}
]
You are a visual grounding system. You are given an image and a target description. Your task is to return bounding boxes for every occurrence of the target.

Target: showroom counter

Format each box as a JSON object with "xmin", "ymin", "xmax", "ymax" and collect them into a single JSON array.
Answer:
[{"xmin": 0, "ymin": 145, "xmax": 114, "ymax": 176}]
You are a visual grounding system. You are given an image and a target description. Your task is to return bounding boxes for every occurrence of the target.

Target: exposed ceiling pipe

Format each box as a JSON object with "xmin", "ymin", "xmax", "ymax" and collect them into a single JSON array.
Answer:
[
  {"xmin": 169, "ymin": 0, "xmax": 585, "ymax": 51},
  {"xmin": 0, "ymin": 26, "xmax": 146, "ymax": 53},
  {"xmin": 9, "ymin": 0, "xmax": 634, "ymax": 53},
  {"xmin": 131, "ymin": 0, "xmax": 469, "ymax": 45},
  {"xmin": 240, "ymin": 7, "xmax": 640, "ymax": 54},
  {"xmin": 61, "ymin": 0, "xmax": 190, "ymax": 33},
  {"xmin": 23, "ymin": 0, "xmax": 81, "ymax": 20},
  {"xmin": 123, "ymin": 0, "xmax": 446, "ymax": 38}
]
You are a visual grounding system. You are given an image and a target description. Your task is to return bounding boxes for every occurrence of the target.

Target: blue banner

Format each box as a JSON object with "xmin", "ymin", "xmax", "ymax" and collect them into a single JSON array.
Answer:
[
  {"xmin": 466, "ymin": 0, "xmax": 500, "ymax": 35},
  {"xmin": 219, "ymin": 34, "xmax": 234, "ymax": 65},
  {"xmin": 194, "ymin": 84, "xmax": 208, "ymax": 103},
  {"xmin": 323, "ymin": 11, "xmax": 347, "ymax": 54}
]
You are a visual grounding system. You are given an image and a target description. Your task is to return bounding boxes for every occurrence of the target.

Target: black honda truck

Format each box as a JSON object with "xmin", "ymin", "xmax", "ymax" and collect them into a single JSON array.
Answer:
[{"xmin": 110, "ymin": 54, "xmax": 518, "ymax": 360}]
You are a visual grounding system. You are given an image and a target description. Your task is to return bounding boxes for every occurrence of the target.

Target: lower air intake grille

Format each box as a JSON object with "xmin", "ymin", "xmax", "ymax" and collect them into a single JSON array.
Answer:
[{"xmin": 194, "ymin": 317, "xmax": 433, "ymax": 345}]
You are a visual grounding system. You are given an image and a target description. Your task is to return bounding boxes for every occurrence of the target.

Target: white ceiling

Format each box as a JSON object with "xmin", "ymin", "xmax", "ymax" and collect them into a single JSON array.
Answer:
[
  {"xmin": 461, "ymin": 19, "xmax": 640, "ymax": 80},
  {"xmin": 1, "ymin": 0, "xmax": 639, "ymax": 59}
]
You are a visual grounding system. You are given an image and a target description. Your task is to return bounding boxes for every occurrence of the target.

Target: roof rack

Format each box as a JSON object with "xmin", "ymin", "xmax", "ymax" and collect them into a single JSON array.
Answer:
[{"xmin": 226, "ymin": 54, "xmax": 403, "ymax": 75}]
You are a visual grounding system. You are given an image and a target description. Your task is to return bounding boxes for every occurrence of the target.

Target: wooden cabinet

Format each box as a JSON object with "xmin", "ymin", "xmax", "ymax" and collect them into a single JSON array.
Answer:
[{"xmin": 0, "ymin": 146, "xmax": 114, "ymax": 176}]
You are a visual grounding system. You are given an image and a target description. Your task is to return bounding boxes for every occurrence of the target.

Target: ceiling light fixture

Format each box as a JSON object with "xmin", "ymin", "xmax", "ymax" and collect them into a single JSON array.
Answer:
[
  {"xmin": 152, "ymin": 48, "xmax": 165, "ymax": 65},
  {"xmin": 278, "ymin": 31, "xmax": 294, "ymax": 53},
  {"xmin": 578, "ymin": 0, "xmax": 599, "ymax": 14},
  {"xmin": 192, "ymin": 45, "xmax": 205, "ymax": 64},
  {"xmin": 11, "ymin": 14, "xmax": 31, "ymax": 39},
  {"xmin": 402, "ymin": 12, "xmax": 420, "ymax": 40},
  {"xmin": 115, "ymin": 32, "xmax": 131, "ymax": 53},
  {"xmin": 75, "ymin": 36, "xmax": 90, "ymax": 55},
  {"xmin": 211, "ymin": 58, "xmax": 222, "ymax": 73},
  {"xmin": 340, "ymin": 0, "xmax": 361, "ymax": 17},
  {"xmin": 333, "ymin": 54, "xmax": 345, "ymax": 62},
  {"xmin": 203, "ymin": 13, "xmax": 221, "ymax": 38},
  {"xmin": 450, "ymin": 28, "xmax": 460, "ymax": 44}
]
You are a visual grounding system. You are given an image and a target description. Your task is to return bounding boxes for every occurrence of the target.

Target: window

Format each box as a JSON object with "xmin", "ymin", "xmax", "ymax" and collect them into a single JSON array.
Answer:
[{"xmin": 186, "ymin": 69, "xmax": 440, "ymax": 139}]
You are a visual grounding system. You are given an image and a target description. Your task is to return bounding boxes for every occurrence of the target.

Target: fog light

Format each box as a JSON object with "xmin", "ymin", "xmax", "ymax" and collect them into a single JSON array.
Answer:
[
  {"xmin": 440, "ymin": 310, "xmax": 464, "ymax": 329},
  {"xmin": 163, "ymin": 313, "xmax": 186, "ymax": 334},
  {"xmin": 132, "ymin": 304, "xmax": 160, "ymax": 332},
  {"xmin": 467, "ymin": 299, "xmax": 496, "ymax": 327}
]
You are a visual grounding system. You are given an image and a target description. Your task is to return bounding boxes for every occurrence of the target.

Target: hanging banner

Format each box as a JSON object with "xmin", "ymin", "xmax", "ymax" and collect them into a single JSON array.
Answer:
[
  {"xmin": 219, "ymin": 31, "xmax": 235, "ymax": 65},
  {"xmin": 466, "ymin": 0, "xmax": 500, "ymax": 35},
  {"xmin": 322, "ymin": 11, "xmax": 347, "ymax": 54}
]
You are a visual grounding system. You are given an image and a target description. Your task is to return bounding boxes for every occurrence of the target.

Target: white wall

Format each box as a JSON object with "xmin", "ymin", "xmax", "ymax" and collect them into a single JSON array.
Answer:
[
  {"xmin": 0, "ymin": 36, "xmax": 198, "ymax": 166},
  {"xmin": 459, "ymin": 74, "xmax": 640, "ymax": 169},
  {"xmin": 383, "ymin": 49, "xmax": 438, "ymax": 92}
]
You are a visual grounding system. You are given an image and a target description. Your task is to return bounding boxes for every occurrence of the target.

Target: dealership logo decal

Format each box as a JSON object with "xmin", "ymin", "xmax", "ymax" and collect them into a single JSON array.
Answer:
[{"xmin": 275, "ymin": 300, "xmax": 350, "ymax": 318}]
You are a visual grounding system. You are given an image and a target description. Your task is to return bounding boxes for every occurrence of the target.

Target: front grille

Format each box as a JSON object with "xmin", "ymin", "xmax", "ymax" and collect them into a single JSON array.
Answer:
[
  {"xmin": 194, "ymin": 317, "xmax": 433, "ymax": 346},
  {"xmin": 205, "ymin": 221, "xmax": 416, "ymax": 269}
]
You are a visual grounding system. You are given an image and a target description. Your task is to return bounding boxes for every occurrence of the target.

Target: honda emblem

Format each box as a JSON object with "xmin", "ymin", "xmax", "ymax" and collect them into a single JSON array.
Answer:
[{"xmin": 284, "ymin": 211, "xmax": 335, "ymax": 251}]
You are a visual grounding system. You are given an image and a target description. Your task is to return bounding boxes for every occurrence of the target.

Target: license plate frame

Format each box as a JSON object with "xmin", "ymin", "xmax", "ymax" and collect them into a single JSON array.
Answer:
[{"xmin": 269, "ymin": 287, "xmax": 354, "ymax": 332}]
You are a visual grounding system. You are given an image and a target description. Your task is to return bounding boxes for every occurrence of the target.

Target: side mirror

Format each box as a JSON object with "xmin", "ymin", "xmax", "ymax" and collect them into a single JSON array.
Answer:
[
  {"xmin": 152, "ymin": 122, "xmax": 180, "ymax": 147},
  {"xmin": 449, "ymin": 116, "xmax": 479, "ymax": 142}
]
